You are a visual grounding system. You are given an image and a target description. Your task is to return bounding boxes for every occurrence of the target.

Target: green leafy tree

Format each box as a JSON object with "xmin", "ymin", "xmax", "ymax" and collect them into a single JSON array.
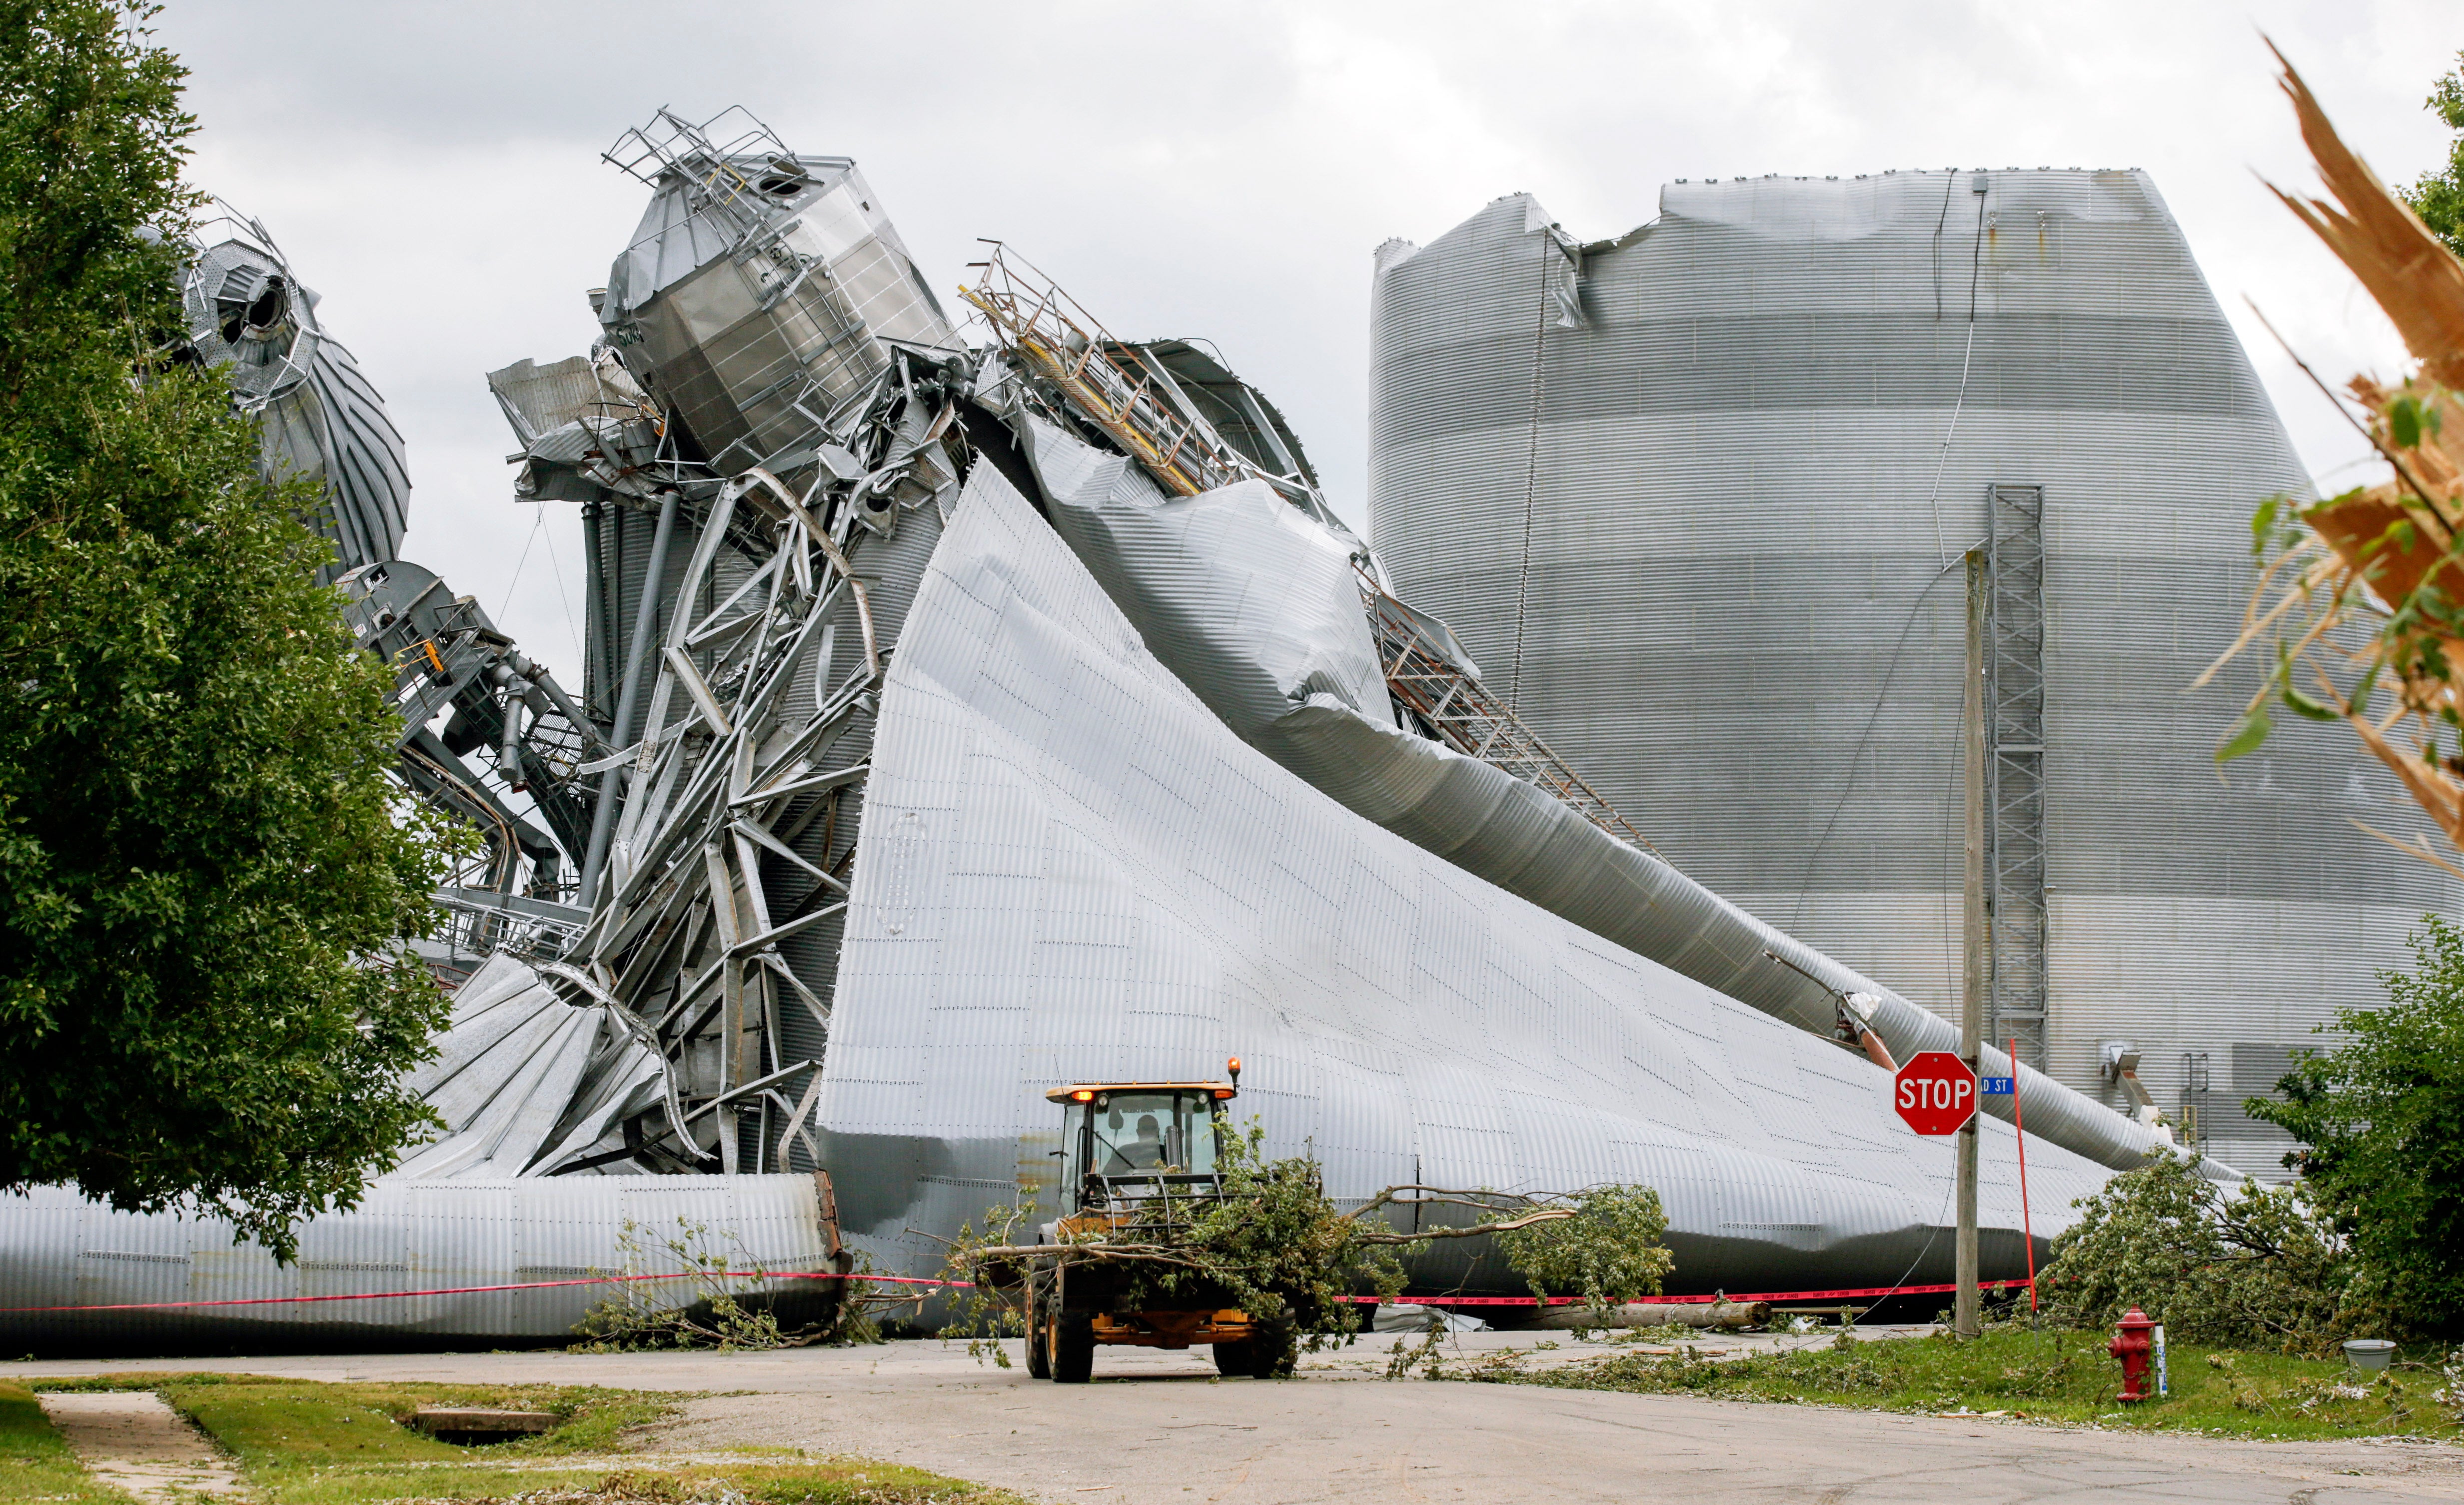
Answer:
[
  {"xmin": 2034, "ymin": 1154, "xmax": 2354, "ymax": 1353},
  {"xmin": 2253, "ymin": 915, "xmax": 2464, "ymax": 1337},
  {"xmin": 2401, "ymin": 51, "xmax": 2464, "ymax": 257},
  {"xmin": 0, "ymin": 1, "xmax": 451, "ymax": 1258}
]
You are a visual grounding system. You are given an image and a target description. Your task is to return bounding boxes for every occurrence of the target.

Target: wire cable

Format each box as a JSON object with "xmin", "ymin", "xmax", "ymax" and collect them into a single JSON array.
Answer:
[
  {"xmin": 1925, "ymin": 176, "xmax": 1991, "ymax": 567},
  {"xmin": 499, "ymin": 501, "xmax": 546, "ymax": 624},
  {"xmin": 538, "ymin": 501, "xmax": 586, "ymax": 673},
  {"xmin": 1941, "ymin": 588, "xmax": 1968, "ymax": 1010},
  {"xmin": 1786, "ymin": 552, "xmax": 1968, "ymax": 936}
]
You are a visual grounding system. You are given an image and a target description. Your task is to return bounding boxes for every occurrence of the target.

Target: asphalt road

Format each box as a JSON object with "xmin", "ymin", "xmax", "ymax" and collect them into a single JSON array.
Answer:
[{"xmin": 9, "ymin": 1332, "xmax": 2462, "ymax": 1504}]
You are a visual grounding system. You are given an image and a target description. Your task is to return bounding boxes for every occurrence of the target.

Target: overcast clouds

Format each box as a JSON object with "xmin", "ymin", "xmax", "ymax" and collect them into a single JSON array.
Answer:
[{"xmin": 155, "ymin": 0, "xmax": 2459, "ymax": 680}]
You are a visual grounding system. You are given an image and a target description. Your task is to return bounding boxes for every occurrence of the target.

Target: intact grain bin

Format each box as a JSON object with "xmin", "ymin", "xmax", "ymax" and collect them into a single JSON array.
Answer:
[{"xmin": 1368, "ymin": 170, "xmax": 2455, "ymax": 1175}]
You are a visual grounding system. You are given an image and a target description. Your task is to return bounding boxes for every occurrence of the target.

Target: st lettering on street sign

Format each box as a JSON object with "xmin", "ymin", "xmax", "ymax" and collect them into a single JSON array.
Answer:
[{"xmin": 1894, "ymin": 1050, "xmax": 1978, "ymax": 1135}]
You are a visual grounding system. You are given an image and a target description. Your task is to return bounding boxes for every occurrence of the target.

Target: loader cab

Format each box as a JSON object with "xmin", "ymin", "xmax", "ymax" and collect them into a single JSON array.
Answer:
[{"xmin": 1047, "ymin": 1064, "xmax": 1239, "ymax": 1215}]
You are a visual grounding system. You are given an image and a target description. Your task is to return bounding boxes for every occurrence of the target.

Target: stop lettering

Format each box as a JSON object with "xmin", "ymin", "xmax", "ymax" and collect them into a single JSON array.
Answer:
[{"xmin": 1893, "ymin": 1050, "xmax": 1978, "ymax": 1135}]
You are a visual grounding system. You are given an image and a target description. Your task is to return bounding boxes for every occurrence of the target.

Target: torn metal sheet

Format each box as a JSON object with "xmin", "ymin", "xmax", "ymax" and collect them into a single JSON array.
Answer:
[{"xmin": 965, "ymin": 244, "xmax": 1652, "ymax": 851}]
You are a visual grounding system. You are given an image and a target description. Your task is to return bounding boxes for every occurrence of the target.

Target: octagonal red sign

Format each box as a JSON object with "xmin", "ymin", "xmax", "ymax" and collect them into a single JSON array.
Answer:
[{"xmin": 1893, "ymin": 1050, "xmax": 1977, "ymax": 1135}]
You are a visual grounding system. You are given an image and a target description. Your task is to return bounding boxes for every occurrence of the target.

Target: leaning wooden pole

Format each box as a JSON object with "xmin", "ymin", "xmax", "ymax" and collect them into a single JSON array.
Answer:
[{"xmin": 1957, "ymin": 548, "xmax": 1986, "ymax": 1340}]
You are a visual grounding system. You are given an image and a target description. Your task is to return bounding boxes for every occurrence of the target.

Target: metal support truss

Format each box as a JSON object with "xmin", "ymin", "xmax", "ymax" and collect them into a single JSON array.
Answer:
[
  {"xmin": 541, "ymin": 364, "xmax": 963, "ymax": 1175},
  {"xmin": 1362, "ymin": 582, "xmax": 1660, "ymax": 857},
  {"xmin": 1984, "ymin": 483, "xmax": 2050, "ymax": 1071},
  {"xmin": 961, "ymin": 244, "xmax": 1262, "ymax": 500},
  {"xmin": 340, "ymin": 559, "xmax": 608, "ymax": 904}
]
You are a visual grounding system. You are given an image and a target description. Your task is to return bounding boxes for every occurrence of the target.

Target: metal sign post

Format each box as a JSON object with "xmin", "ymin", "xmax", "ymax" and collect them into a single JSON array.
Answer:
[{"xmin": 2003, "ymin": 1036, "xmax": 2036, "ymax": 1317}]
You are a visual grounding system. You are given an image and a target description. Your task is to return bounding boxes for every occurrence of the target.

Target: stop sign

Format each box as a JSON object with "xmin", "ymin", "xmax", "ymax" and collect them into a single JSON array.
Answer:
[{"xmin": 1894, "ymin": 1051, "xmax": 1978, "ymax": 1135}]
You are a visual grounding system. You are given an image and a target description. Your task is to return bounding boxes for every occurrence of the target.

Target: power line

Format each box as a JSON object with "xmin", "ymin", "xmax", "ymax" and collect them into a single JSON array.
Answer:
[{"xmin": 1787, "ymin": 553, "xmax": 1968, "ymax": 940}]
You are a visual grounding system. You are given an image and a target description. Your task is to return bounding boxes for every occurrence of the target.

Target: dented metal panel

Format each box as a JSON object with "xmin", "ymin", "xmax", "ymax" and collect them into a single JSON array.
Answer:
[
  {"xmin": 0, "ymin": 1175, "xmax": 833, "ymax": 1353},
  {"xmin": 1026, "ymin": 411, "xmax": 2202, "ymax": 1180}
]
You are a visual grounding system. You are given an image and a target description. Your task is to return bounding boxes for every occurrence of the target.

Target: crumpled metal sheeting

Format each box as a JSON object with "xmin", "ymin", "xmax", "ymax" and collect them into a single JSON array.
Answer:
[
  {"xmin": 389, "ymin": 952, "xmax": 662, "ymax": 1180},
  {"xmin": 811, "ymin": 462, "xmax": 2110, "ymax": 1293},
  {"xmin": 487, "ymin": 352, "xmax": 676, "ymax": 511},
  {"xmin": 490, "ymin": 354, "xmax": 628, "ymax": 441},
  {"xmin": 0, "ymin": 1174, "xmax": 835, "ymax": 1354},
  {"xmin": 1024, "ymin": 412, "xmax": 2203, "ymax": 1180}
]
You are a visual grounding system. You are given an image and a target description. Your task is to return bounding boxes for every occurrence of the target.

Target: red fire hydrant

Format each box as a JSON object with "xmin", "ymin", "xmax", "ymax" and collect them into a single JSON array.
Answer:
[{"xmin": 2109, "ymin": 1306, "xmax": 2158, "ymax": 1403}]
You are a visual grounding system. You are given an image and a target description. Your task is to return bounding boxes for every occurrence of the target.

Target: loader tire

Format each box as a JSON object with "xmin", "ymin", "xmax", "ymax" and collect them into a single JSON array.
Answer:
[
  {"xmin": 1051, "ymin": 1311, "xmax": 1095, "ymax": 1384},
  {"xmin": 1025, "ymin": 1296, "xmax": 1051, "ymax": 1380},
  {"xmin": 1210, "ymin": 1338, "xmax": 1253, "ymax": 1377}
]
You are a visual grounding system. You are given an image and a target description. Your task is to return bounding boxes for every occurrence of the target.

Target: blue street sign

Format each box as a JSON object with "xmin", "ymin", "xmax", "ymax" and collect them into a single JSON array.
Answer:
[{"xmin": 1982, "ymin": 1076, "xmax": 2015, "ymax": 1095}]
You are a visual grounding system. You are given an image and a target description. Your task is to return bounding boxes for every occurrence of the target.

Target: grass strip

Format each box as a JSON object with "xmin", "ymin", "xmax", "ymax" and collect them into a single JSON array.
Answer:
[
  {"xmin": 29, "ymin": 1375, "xmax": 1026, "ymax": 1505},
  {"xmin": 1455, "ymin": 1328, "xmax": 2464, "ymax": 1442},
  {"xmin": 0, "ymin": 1382, "xmax": 125, "ymax": 1505}
]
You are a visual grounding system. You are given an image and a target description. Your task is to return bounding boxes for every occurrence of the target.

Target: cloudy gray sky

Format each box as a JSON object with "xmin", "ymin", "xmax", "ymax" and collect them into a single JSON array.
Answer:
[{"xmin": 158, "ymin": 0, "xmax": 2457, "ymax": 680}]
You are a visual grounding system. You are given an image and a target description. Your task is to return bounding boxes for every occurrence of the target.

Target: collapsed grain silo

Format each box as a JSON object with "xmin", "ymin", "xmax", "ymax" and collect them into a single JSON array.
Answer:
[
  {"xmin": 1369, "ymin": 170, "xmax": 2460, "ymax": 1175},
  {"xmin": 12, "ymin": 137, "xmax": 2273, "ymax": 1355}
]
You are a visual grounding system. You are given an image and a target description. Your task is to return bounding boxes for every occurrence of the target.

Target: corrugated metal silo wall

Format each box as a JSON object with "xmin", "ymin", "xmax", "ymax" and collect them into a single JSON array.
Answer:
[{"xmin": 1369, "ymin": 171, "xmax": 2459, "ymax": 1176}]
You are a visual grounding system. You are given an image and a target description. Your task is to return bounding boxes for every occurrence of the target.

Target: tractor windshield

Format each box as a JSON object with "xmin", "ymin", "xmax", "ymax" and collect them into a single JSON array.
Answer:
[{"xmin": 1090, "ymin": 1091, "xmax": 1219, "ymax": 1176}]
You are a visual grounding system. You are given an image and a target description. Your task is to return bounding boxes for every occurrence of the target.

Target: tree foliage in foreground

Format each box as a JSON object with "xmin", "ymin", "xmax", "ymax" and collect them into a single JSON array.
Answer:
[
  {"xmin": 2252, "ymin": 915, "xmax": 2464, "ymax": 1338},
  {"xmin": 2401, "ymin": 50, "xmax": 2464, "ymax": 258},
  {"xmin": 0, "ymin": 1, "xmax": 450, "ymax": 1257},
  {"xmin": 2032, "ymin": 915, "xmax": 2464, "ymax": 1349}
]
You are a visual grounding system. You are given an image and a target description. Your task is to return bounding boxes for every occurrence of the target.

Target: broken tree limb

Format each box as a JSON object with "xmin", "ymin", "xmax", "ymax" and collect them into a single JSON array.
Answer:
[{"xmin": 1529, "ymin": 1300, "xmax": 1771, "ymax": 1331}]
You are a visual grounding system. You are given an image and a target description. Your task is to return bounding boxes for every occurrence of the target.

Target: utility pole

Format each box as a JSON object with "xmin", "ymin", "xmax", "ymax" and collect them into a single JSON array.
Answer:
[{"xmin": 1958, "ymin": 548, "xmax": 1985, "ymax": 1340}]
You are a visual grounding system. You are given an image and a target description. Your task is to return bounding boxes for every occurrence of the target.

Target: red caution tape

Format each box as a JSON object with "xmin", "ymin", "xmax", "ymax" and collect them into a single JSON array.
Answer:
[
  {"xmin": 1, "ymin": 1271, "xmax": 2029, "ymax": 1317},
  {"xmin": 1351, "ymin": 1279, "xmax": 2036, "ymax": 1308}
]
